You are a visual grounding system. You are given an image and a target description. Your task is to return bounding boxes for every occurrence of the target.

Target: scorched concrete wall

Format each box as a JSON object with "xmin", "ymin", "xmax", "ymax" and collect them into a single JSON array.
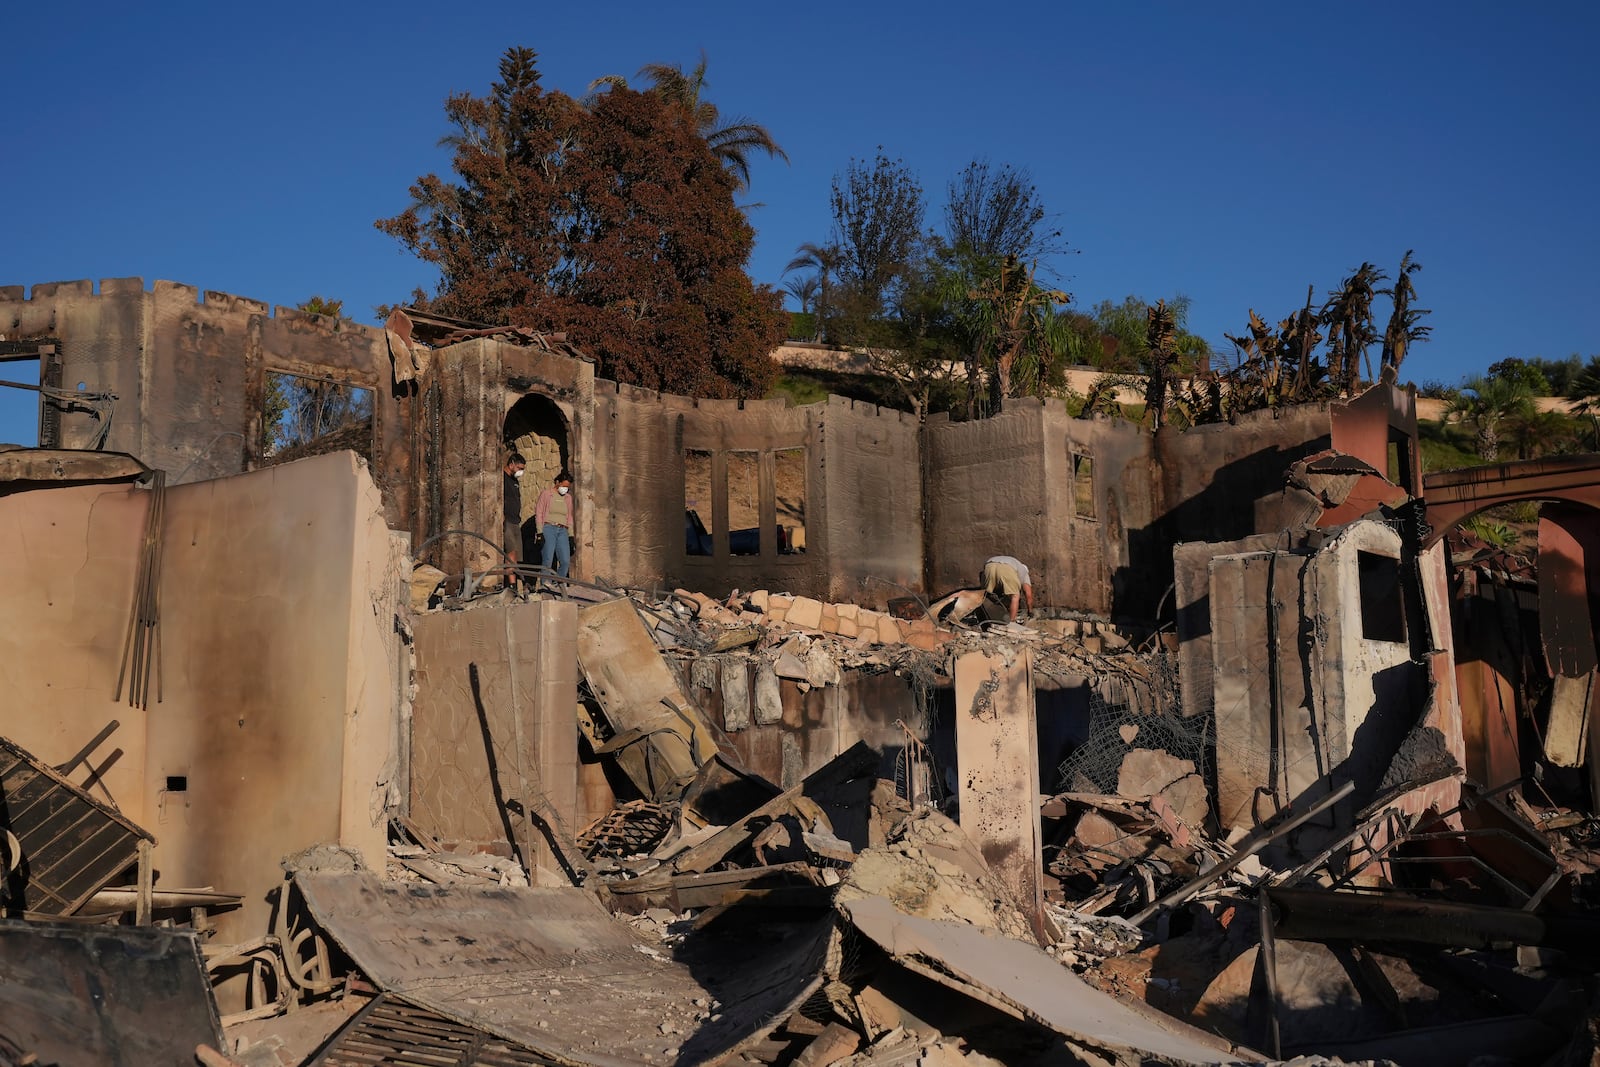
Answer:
[
  {"xmin": 410, "ymin": 599, "xmax": 584, "ymax": 880},
  {"xmin": 820, "ymin": 396, "xmax": 922, "ymax": 605},
  {"xmin": 0, "ymin": 451, "xmax": 404, "ymax": 943},
  {"xmin": 924, "ymin": 400, "xmax": 1050, "ymax": 604}
]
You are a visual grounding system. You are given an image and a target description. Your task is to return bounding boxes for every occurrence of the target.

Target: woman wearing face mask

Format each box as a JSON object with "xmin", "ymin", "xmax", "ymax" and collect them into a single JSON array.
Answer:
[
  {"xmin": 502, "ymin": 452, "xmax": 527, "ymax": 583},
  {"xmin": 534, "ymin": 470, "xmax": 577, "ymax": 579}
]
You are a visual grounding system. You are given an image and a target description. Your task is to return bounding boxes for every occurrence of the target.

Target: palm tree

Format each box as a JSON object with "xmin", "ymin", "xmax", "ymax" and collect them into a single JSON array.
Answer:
[
  {"xmin": 1447, "ymin": 376, "xmax": 1536, "ymax": 462},
  {"xmin": 590, "ymin": 52, "xmax": 787, "ymax": 190},
  {"xmin": 784, "ymin": 242, "xmax": 840, "ymax": 334},
  {"xmin": 1379, "ymin": 250, "xmax": 1430, "ymax": 374},
  {"xmin": 1320, "ymin": 263, "xmax": 1385, "ymax": 394},
  {"xmin": 1564, "ymin": 355, "xmax": 1600, "ymax": 415},
  {"xmin": 783, "ymin": 274, "xmax": 819, "ymax": 315}
]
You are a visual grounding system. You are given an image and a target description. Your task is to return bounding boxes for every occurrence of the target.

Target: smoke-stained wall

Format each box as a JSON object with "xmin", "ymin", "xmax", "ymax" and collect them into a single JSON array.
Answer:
[
  {"xmin": 820, "ymin": 396, "xmax": 923, "ymax": 606},
  {"xmin": 924, "ymin": 400, "xmax": 1051, "ymax": 603},
  {"xmin": 2, "ymin": 278, "xmax": 1374, "ymax": 621}
]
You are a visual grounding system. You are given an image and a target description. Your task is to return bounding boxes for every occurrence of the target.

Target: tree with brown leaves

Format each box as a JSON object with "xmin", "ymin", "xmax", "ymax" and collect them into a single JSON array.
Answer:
[{"xmin": 377, "ymin": 47, "xmax": 787, "ymax": 397}]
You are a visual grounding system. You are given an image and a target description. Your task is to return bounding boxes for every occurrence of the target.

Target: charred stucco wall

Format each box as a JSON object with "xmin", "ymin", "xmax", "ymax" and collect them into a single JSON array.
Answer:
[
  {"xmin": 924, "ymin": 401, "xmax": 1050, "ymax": 603},
  {"xmin": 1040, "ymin": 408, "xmax": 1153, "ymax": 617},
  {"xmin": 409, "ymin": 600, "xmax": 584, "ymax": 879},
  {"xmin": 0, "ymin": 480, "xmax": 151, "ymax": 812},
  {"xmin": 1147, "ymin": 404, "xmax": 1334, "ymax": 622},
  {"xmin": 0, "ymin": 452, "xmax": 403, "ymax": 943},
  {"xmin": 667, "ymin": 395, "xmax": 828, "ymax": 599},
  {"xmin": 1174, "ymin": 531, "xmax": 1295, "ymax": 721},
  {"xmin": 0, "ymin": 278, "xmax": 147, "ymax": 453},
  {"xmin": 821, "ymin": 396, "xmax": 922, "ymax": 605},
  {"xmin": 1204, "ymin": 521, "xmax": 1424, "ymax": 831},
  {"xmin": 0, "ymin": 279, "xmax": 399, "ymax": 509},
  {"xmin": 418, "ymin": 338, "xmax": 593, "ymax": 579},
  {"xmin": 591, "ymin": 382, "xmax": 678, "ymax": 588}
]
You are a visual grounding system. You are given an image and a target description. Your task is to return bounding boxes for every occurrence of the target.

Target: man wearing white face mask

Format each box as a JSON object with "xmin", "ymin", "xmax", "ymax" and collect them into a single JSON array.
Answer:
[
  {"xmin": 502, "ymin": 453, "xmax": 527, "ymax": 581},
  {"xmin": 534, "ymin": 470, "xmax": 577, "ymax": 579}
]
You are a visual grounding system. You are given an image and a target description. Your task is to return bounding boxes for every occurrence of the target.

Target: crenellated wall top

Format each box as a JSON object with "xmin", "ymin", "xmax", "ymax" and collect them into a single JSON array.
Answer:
[{"xmin": 0, "ymin": 278, "xmax": 388, "ymax": 344}]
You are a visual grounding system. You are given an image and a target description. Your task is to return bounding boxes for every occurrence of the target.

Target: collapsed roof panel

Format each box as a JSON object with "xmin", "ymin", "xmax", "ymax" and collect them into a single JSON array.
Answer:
[
  {"xmin": 0, "ymin": 918, "xmax": 223, "ymax": 1065},
  {"xmin": 840, "ymin": 896, "xmax": 1249, "ymax": 1065},
  {"xmin": 293, "ymin": 871, "xmax": 832, "ymax": 1066}
]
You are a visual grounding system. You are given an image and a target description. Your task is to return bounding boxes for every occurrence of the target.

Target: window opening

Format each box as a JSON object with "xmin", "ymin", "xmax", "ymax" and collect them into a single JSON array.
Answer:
[
  {"xmin": 775, "ymin": 447, "xmax": 807, "ymax": 554},
  {"xmin": 261, "ymin": 372, "xmax": 372, "ymax": 466},
  {"xmin": 685, "ymin": 450, "xmax": 714, "ymax": 556},
  {"xmin": 1071, "ymin": 451, "xmax": 1095, "ymax": 520},
  {"xmin": 1357, "ymin": 550, "xmax": 1406, "ymax": 643},
  {"xmin": 0, "ymin": 349, "xmax": 42, "ymax": 447},
  {"xmin": 728, "ymin": 450, "xmax": 761, "ymax": 556}
]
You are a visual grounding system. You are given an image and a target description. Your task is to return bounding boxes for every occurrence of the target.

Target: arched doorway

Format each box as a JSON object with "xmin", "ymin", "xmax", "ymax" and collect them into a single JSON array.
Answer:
[
  {"xmin": 503, "ymin": 394, "xmax": 571, "ymax": 567},
  {"xmin": 504, "ymin": 393, "xmax": 570, "ymax": 491}
]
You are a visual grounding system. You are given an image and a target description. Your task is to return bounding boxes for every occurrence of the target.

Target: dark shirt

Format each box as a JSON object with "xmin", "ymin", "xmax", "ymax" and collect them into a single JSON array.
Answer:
[{"xmin": 503, "ymin": 472, "xmax": 521, "ymax": 524}]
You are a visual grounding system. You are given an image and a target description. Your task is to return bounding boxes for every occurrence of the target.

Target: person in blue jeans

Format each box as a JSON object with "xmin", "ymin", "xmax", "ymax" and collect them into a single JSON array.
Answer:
[{"xmin": 533, "ymin": 470, "xmax": 576, "ymax": 578}]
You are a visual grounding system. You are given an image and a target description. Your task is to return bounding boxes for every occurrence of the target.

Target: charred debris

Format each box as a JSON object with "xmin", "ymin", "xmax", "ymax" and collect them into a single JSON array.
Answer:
[{"xmin": 1, "ymin": 297, "xmax": 1599, "ymax": 1066}]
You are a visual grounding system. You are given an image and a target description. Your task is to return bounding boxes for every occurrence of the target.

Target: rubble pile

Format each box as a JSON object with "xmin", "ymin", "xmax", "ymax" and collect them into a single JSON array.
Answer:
[{"xmin": 6, "ymin": 376, "xmax": 1600, "ymax": 1066}]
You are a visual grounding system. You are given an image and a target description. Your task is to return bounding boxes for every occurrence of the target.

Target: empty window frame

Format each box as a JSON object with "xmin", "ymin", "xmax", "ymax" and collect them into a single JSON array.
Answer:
[
  {"xmin": 1071, "ymin": 450, "xmax": 1095, "ymax": 520},
  {"xmin": 775, "ymin": 448, "xmax": 807, "ymax": 554},
  {"xmin": 1357, "ymin": 550, "xmax": 1406, "ymax": 643},
  {"xmin": 684, "ymin": 449, "xmax": 714, "ymax": 556},
  {"xmin": 261, "ymin": 372, "xmax": 373, "ymax": 465},
  {"xmin": 0, "ymin": 342, "xmax": 45, "ymax": 447},
  {"xmin": 727, "ymin": 450, "xmax": 761, "ymax": 556}
]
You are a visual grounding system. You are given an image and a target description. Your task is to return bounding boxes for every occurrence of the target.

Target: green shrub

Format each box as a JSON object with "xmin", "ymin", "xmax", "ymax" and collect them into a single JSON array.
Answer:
[{"xmin": 787, "ymin": 312, "xmax": 817, "ymax": 341}]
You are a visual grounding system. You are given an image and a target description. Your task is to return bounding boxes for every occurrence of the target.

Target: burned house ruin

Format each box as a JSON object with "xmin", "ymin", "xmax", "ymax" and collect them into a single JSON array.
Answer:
[{"xmin": 1, "ymin": 278, "xmax": 1596, "ymax": 1066}]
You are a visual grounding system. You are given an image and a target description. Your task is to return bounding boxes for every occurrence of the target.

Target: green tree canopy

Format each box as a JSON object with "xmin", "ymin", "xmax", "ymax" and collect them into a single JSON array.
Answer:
[{"xmin": 378, "ymin": 46, "xmax": 787, "ymax": 397}]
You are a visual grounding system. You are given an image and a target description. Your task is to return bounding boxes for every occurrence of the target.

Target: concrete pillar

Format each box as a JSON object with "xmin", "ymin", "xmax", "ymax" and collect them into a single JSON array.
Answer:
[{"xmin": 954, "ymin": 648, "xmax": 1045, "ymax": 941}]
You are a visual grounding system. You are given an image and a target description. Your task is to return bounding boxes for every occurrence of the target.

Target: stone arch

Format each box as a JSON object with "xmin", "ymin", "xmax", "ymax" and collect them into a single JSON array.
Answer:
[{"xmin": 503, "ymin": 393, "xmax": 570, "ymax": 500}]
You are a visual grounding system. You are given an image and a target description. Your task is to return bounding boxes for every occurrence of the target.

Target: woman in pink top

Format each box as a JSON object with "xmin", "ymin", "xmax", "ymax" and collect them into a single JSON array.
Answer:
[{"xmin": 533, "ymin": 470, "xmax": 576, "ymax": 578}]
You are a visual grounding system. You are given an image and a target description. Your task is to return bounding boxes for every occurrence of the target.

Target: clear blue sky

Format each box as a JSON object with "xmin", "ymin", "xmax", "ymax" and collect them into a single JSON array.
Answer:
[{"xmin": 3, "ymin": 1, "xmax": 1596, "ymax": 442}]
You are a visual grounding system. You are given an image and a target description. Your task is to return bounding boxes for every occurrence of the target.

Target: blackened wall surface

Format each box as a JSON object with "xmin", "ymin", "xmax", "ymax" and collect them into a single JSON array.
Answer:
[
  {"xmin": 925, "ymin": 400, "xmax": 1051, "ymax": 603},
  {"xmin": 821, "ymin": 396, "xmax": 922, "ymax": 605},
  {"xmin": 592, "ymin": 382, "xmax": 677, "ymax": 588},
  {"xmin": 3, "ymin": 279, "xmax": 1398, "ymax": 624},
  {"xmin": 1041, "ymin": 407, "xmax": 1153, "ymax": 618}
]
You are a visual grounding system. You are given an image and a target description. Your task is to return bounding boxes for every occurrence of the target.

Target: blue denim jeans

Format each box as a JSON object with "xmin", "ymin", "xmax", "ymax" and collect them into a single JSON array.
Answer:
[{"xmin": 541, "ymin": 523, "xmax": 571, "ymax": 577}]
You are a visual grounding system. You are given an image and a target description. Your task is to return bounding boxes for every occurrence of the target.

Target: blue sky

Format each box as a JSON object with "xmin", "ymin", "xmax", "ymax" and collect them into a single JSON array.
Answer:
[{"xmin": 2, "ymin": 1, "xmax": 1596, "ymax": 442}]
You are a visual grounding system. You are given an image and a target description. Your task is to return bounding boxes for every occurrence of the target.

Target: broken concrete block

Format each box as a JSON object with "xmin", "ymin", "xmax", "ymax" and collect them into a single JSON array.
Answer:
[
  {"xmin": 1072, "ymin": 812, "xmax": 1147, "ymax": 866},
  {"xmin": 773, "ymin": 641, "xmax": 810, "ymax": 679},
  {"xmin": 820, "ymin": 604, "xmax": 839, "ymax": 632},
  {"xmin": 1156, "ymin": 773, "xmax": 1209, "ymax": 831},
  {"xmin": 721, "ymin": 660, "xmax": 751, "ymax": 731},
  {"xmin": 905, "ymin": 631, "xmax": 948, "ymax": 652},
  {"xmin": 793, "ymin": 1022, "xmax": 861, "ymax": 1067},
  {"xmin": 804, "ymin": 644, "xmax": 841, "ymax": 688},
  {"xmin": 877, "ymin": 617, "xmax": 903, "ymax": 643},
  {"xmin": 835, "ymin": 603, "xmax": 859, "ymax": 622},
  {"xmin": 749, "ymin": 590, "xmax": 769, "ymax": 613},
  {"xmin": 838, "ymin": 809, "xmax": 1036, "ymax": 944},
  {"xmin": 787, "ymin": 596, "xmax": 825, "ymax": 631},
  {"xmin": 836, "ymin": 617, "xmax": 859, "ymax": 638},
  {"xmin": 409, "ymin": 564, "xmax": 448, "ymax": 612},
  {"xmin": 754, "ymin": 665, "xmax": 783, "ymax": 726},
  {"xmin": 1115, "ymin": 749, "xmax": 1195, "ymax": 801}
]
